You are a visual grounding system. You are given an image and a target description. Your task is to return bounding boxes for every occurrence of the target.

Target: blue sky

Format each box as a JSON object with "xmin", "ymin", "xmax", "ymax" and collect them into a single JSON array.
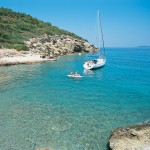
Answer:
[{"xmin": 0, "ymin": 0, "xmax": 150, "ymax": 47}]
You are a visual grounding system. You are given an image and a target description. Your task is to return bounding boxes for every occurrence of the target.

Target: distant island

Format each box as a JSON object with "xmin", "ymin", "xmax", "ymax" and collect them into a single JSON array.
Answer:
[
  {"xmin": 137, "ymin": 46, "xmax": 150, "ymax": 48},
  {"xmin": 0, "ymin": 7, "xmax": 98, "ymax": 65}
]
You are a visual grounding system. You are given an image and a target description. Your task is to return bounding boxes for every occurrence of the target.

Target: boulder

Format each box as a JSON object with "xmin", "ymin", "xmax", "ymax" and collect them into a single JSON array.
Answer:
[
  {"xmin": 84, "ymin": 42, "xmax": 91, "ymax": 48},
  {"xmin": 109, "ymin": 121, "xmax": 150, "ymax": 150},
  {"xmin": 0, "ymin": 44, "xmax": 4, "ymax": 49},
  {"xmin": 65, "ymin": 41, "xmax": 75, "ymax": 52}
]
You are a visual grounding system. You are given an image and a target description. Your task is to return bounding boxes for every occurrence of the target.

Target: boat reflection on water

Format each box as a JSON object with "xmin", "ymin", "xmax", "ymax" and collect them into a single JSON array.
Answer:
[
  {"xmin": 83, "ymin": 69, "xmax": 103, "ymax": 80},
  {"xmin": 83, "ymin": 69, "xmax": 94, "ymax": 78},
  {"xmin": 83, "ymin": 69, "xmax": 93, "ymax": 75}
]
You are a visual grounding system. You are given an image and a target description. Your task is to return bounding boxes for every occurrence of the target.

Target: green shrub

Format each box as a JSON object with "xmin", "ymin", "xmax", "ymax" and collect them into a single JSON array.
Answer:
[
  {"xmin": 13, "ymin": 44, "xmax": 28, "ymax": 51},
  {"xmin": 0, "ymin": 7, "xmax": 84, "ymax": 50}
]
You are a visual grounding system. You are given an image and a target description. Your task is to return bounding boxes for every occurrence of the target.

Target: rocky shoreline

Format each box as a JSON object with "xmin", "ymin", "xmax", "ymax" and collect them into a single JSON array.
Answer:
[
  {"xmin": 0, "ymin": 34, "xmax": 98, "ymax": 66},
  {"xmin": 0, "ymin": 49, "xmax": 56, "ymax": 66},
  {"xmin": 109, "ymin": 121, "xmax": 150, "ymax": 150}
]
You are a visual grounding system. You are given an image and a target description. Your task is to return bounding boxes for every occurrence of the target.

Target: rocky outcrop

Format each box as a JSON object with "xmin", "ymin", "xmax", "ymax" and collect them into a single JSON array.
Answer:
[
  {"xmin": 25, "ymin": 34, "xmax": 98, "ymax": 58},
  {"xmin": 109, "ymin": 121, "xmax": 150, "ymax": 150}
]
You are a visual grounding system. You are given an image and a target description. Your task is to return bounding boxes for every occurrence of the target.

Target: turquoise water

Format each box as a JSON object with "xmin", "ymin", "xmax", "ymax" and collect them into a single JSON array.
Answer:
[{"xmin": 0, "ymin": 48, "xmax": 150, "ymax": 150}]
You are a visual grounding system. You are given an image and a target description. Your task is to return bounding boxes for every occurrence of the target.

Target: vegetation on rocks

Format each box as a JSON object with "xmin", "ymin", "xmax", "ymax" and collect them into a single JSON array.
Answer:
[{"xmin": 0, "ymin": 7, "xmax": 84, "ymax": 50}]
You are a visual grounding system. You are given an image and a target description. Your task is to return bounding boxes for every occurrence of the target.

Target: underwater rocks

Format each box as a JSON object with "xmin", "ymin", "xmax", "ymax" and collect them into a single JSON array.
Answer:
[
  {"xmin": 36, "ymin": 148, "xmax": 54, "ymax": 150},
  {"xmin": 109, "ymin": 121, "xmax": 150, "ymax": 150}
]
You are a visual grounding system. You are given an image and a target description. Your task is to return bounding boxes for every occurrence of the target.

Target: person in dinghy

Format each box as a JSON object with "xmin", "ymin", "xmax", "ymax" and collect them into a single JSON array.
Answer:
[
  {"xmin": 70, "ymin": 72, "xmax": 74, "ymax": 75},
  {"xmin": 75, "ymin": 71, "xmax": 80, "ymax": 76},
  {"xmin": 67, "ymin": 71, "xmax": 83, "ymax": 78}
]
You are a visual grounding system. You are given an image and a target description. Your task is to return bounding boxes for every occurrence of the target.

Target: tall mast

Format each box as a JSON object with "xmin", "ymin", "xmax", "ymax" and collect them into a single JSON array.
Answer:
[
  {"xmin": 98, "ymin": 10, "xmax": 105, "ymax": 56},
  {"xmin": 97, "ymin": 10, "xmax": 101, "ymax": 55}
]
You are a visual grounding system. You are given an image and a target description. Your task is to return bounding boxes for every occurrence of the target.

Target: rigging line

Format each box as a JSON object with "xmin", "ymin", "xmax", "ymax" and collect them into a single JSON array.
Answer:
[
  {"xmin": 98, "ymin": 10, "xmax": 105, "ymax": 56},
  {"xmin": 97, "ymin": 10, "xmax": 101, "ymax": 57}
]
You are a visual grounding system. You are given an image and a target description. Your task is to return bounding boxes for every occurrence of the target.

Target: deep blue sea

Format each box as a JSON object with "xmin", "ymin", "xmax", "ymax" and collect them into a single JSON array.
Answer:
[{"xmin": 0, "ymin": 48, "xmax": 150, "ymax": 150}]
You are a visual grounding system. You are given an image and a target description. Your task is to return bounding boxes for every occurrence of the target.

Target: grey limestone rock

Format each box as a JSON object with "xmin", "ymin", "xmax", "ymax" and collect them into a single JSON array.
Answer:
[
  {"xmin": 109, "ymin": 122, "xmax": 150, "ymax": 150},
  {"xmin": 25, "ymin": 34, "xmax": 98, "ymax": 57}
]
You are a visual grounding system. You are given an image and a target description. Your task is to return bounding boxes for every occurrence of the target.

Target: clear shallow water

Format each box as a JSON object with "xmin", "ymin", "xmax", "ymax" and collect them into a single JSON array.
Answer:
[{"xmin": 0, "ymin": 48, "xmax": 150, "ymax": 150}]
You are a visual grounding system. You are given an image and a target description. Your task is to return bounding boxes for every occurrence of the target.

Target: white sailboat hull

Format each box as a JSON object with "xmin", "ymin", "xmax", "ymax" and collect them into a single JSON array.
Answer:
[{"xmin": 83, "ymin": 58, "xmax": 106, "ymax": 70}]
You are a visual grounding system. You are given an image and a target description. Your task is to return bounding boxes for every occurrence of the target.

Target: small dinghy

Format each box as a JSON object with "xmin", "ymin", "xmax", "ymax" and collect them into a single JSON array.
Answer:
[
  {"xmin": 67, "ymin": 71, "xmax": 83, "ymax": 78},
  {"xmin": 67, "ymin": 74, "xmax": 83, "ymax": 78}
]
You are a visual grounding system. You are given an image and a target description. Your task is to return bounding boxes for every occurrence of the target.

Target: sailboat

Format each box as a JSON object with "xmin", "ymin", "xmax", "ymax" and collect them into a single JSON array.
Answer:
[{"xmin": 83, "ymin": 10, "xmax": 106, "ymax": 70}]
